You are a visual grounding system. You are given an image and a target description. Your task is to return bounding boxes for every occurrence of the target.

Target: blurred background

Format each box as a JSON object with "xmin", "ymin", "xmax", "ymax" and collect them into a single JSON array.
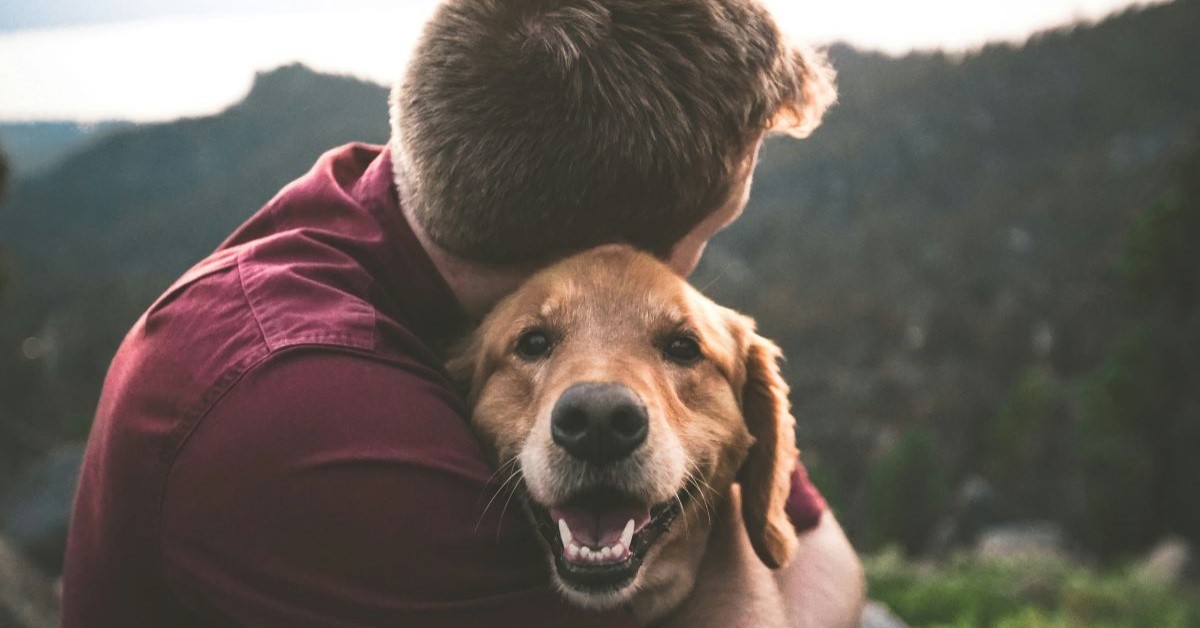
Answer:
[{"xmin": 1, "ymin": 1, "xmax": 1198, "ymax": 626}]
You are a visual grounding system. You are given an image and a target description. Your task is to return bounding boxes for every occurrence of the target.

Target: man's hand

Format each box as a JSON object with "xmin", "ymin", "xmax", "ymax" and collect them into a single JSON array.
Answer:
[
  {"xmin": 775, "ymin": 511, "xmax": 865, "ymax": 627},
  {"xmin": 662, "ymin": 487, "xmax": 864, "ymax": 628}
]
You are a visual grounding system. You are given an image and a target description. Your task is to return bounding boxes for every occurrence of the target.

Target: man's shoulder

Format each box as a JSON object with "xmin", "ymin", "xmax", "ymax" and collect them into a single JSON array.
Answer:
[
  {"xmin": 168, "ymin": 348, "xmax": 489, "ymax": 525},
  {"xmin": 101, "ymin": 234, "xmax": 438, "ymax": 473},
  {"xmin": 129, "ymin": 224, "xmax": 433, "ymax": 390},
  {"xmin": 234, "ymin": 233, "xmax": 380, "ymax": 354},
  {"xmin": 209, "ymin": 347, "xmax": 468, "ymax": 442}
]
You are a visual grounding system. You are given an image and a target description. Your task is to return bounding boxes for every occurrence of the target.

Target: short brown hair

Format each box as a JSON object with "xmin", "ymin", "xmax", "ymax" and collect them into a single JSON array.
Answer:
[{"xmin": 390, "ymin": 0, "xmax": 836, "ymax": 266}]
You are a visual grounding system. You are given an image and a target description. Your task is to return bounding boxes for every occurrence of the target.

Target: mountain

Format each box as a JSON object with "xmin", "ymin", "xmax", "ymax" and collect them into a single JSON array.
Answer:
[
  {"xmin": 1, "ymin": 0, "xmax": 1199, "ymax": 555},
  {"xmin": 1, "ymin": 64, "xmax": 389, "ymax": 283},
  {"xmin": 0, "ymin": 122, "xmax": 131, "ymax": 178},
  {"xmin": 0, "ymin": 63, "xmax": 390, "ymax": 488},
  {"xmin": 0, "ymin": 0, "xmax": 424, "ymax": 32}
]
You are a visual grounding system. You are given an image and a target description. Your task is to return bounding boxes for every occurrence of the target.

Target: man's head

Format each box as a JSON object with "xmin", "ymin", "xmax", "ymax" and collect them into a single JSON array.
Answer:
[{"xmin": 390, "ymin": 0, "xmax": 836, "ymax": 270}]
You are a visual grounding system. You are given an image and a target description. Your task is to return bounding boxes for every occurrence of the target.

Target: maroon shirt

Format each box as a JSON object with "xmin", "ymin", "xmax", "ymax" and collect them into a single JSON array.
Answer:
[{"xmin": 62, "ymin": 144, "xmax": 826, "ymax": 627}]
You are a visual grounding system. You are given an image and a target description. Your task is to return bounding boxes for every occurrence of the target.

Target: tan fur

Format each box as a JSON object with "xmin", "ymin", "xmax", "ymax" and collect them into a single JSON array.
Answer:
[
  {"xmin": 449, "ymin": 246, "xmax": 800, "ymax": 621},
  {"xmin": 735, "ymin": 329, "xmax": 800, "ymax": 568}
]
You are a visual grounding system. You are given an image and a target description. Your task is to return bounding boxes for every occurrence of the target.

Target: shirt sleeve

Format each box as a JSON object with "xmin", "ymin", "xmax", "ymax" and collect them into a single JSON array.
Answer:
[
  {"xmin": 161, "ymin": 349, "xmax": 635, "ymax": 628},
  {"xmin": 785, "ymin": 461, "xmax": 828, "ymax": 533}
]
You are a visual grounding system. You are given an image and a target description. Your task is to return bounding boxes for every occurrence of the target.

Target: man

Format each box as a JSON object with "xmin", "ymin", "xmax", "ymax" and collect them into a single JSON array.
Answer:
[{"xmin": 62, "ymin": 0, "xmax": 862, "ymax": 625}]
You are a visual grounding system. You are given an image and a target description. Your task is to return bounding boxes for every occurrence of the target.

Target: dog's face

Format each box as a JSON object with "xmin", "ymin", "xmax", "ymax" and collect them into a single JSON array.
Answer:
[{"xmin": 450, "ymin": 245, "xmax": 798, "ymax": 613}]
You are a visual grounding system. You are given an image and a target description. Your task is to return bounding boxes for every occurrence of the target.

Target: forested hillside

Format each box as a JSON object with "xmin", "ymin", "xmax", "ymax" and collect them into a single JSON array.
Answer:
[
  {"xmin": 2, "ymin": 0, "xmax": 1198, "ymax": 562},
  {"xmin": 696, "ymin": 0, "xmax": 1200, "ymax": 553},
  {"xmin": 0, "ymin": 65, "xmax": 391, "ymax": 489},
  {"xmin": 0, "ymin": 122, "xmax": 130, "ymax": 177}
]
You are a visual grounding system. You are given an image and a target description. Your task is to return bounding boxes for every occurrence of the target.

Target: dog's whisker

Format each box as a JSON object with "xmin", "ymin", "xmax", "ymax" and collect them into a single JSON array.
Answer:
[
  {"xmin": 674, "ymin": 490, "xmax": 690, "ymax": 536},
  {"xmin": 477, "ymin": 460, "xmax": 521, "ymax": 516},
  {"xmin": 684, "ymin": 470, "xmax": 718, "ymax": 525},
  {"xmin": 477, "ymin": 456, "xmax": 521, "ymax": 503},
  {"xmin": 696, "ymin": 258, "xmax": 737, "ymax": 294},
  {"xmin": 693, "ymin": 476, "xmax": 718, "ymax": 510},
  {"xmin": 680, "ymin": 482, "xmax": 704, "ymax": 526},
  {"xmin": 683, "ymin": 473, "xmax": 715, "ymax": 526},
  {"xmin": 495, "ymin": 476, "xmax": 527, "ymax": 541},
  {"xmin": 476, "ymin": 467, "xmax": 524, "ymax": 534}
]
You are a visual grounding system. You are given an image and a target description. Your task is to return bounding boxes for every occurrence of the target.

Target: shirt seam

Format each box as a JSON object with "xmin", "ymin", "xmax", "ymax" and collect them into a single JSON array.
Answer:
[
  {"xmin": 236, "ymin": 248, "xmax": 272, "ymax": 352},
  {"xmin": 235, "ymin": 244, "xmax": 377, "ymax": 353}
]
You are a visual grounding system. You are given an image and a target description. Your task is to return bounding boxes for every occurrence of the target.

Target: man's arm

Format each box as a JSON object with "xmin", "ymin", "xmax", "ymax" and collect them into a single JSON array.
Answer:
[
  {"xmin": 664, "ymin": 486, "xmax": 864, "ymax": 628},
  {"xmin": 160, "ymin": 349, "xmax": 634, "ymax": 627},
  {"xmin": 776, "ymin": 511, "xmax": 866, "ymax": 628}
]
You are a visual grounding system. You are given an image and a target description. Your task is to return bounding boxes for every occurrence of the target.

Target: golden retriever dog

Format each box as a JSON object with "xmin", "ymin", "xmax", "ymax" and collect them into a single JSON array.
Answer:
[{"xmin": 449, "ymin": 245, "xmax": 800, "ymax": 623}]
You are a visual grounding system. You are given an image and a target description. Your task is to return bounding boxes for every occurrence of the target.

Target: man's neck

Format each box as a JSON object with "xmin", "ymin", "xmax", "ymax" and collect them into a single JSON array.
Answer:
[{"xmin": 401, "ymin": 203, "xmax": 533, "ymax": 321}]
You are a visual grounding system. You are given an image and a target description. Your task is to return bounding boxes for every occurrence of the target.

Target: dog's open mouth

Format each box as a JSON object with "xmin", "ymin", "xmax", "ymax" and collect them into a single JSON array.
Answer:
[{"xmin": 528, "ymin": 487, "xmax": 690, "ymax": 593}]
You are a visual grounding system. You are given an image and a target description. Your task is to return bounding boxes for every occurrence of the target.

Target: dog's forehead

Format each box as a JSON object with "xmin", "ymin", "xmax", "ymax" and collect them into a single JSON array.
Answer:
[{"xmin": 526, "ymin": 250, "xmax": 700, "ymax": 326}]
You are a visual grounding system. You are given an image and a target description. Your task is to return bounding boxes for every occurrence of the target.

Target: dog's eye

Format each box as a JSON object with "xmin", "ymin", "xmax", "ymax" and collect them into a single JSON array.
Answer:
[
  {"xmin": 663, "ymin": 335, "xmax": 702, "ymax": 364},
  {"xmin": 515, "ymin": 329, "xmax": 553, "ymax": 360}
]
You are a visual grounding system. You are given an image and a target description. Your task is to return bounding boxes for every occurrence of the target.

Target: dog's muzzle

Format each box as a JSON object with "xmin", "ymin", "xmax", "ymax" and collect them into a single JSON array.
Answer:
[{"xmin": 525, "ymin": 381, "xmax": 690, "ymax": 596}]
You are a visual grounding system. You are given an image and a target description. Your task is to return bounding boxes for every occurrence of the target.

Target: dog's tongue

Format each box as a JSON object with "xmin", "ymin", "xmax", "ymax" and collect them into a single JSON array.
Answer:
[{"xmin": 549, "ymin": 492, "xmax": 652, "ymax": 548}]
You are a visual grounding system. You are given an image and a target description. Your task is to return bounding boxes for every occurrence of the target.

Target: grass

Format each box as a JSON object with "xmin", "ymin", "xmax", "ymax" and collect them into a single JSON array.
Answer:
[{"xmin": 865, "ymin": 549, "xmax": 1200, "ymax": 627}]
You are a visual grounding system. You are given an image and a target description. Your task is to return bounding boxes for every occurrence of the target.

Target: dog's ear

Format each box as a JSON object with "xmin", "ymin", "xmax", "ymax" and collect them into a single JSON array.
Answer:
[
  {"xmin": 445, "ymin": 334, "xmax": 483, "ymax": 401},
  {"xmin": 737, "ymin": 326, "xmax": 800, "ymax": 569}
]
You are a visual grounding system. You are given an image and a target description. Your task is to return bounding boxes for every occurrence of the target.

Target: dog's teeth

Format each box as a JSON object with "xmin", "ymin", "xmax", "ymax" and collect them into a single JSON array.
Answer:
[
  {"xmin": 580, "ymin": 546, "xmax": 592, "ymax": 560},
  {"xmin": 621, "ymin": 519, "xmax": 635, "ymax": 548},
  {"xmin": 612, "ymin": 544, "xmax": 626, "ymax": 559},
  {"xmin": 558, "ymin": 519, "xmax": 573, "ymax": 547},
  {"xmin": 566, "ymin": 543, "xmax": 580, "ymax": 561},
  {"xmin": 600, "ymin": 547, "xmax": 612, "ymax": 560}
]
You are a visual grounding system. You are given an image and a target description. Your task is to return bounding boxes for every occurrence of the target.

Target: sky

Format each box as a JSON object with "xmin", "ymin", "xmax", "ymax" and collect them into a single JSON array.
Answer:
[{"xmin": 0, "ymin": 0, "xmax": 1165, "ymax": 122}]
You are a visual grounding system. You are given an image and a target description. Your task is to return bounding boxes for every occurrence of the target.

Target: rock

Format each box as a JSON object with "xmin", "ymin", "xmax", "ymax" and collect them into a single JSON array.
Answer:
[
  {"xmin": 1133, "ymin": 537, "xmax": 1192, "ymax": 585},
  {"xmin": 0, "ymin": 443, "xmax": 85, "ymax": 576},
  {"xmin": 975, "ymin": 521, "xmax": 1067, "ymax": 561},
  {"xmin": 859, "ymin": 600, "xmax": 909, "ymax": 628},
  {"xmin": 930, "ymin": 475, "xmax": 999, "ymax": 555},
  {"xmin": 0, "ymin": 535, "xmax": 59, "ymax": 628}
]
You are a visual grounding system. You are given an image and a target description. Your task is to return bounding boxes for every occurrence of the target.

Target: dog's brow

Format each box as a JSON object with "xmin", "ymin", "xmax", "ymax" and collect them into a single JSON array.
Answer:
[
  {"xmin": 660, "ymin": 305, "xmax": 693, "ymax": 330},
  {"xmin": 512, "ymin": 313, "xmax": 549, "ymax": 330},
  {"xmin": 512, "ymin": 300, "xmax": 566, "ymax": 332}
]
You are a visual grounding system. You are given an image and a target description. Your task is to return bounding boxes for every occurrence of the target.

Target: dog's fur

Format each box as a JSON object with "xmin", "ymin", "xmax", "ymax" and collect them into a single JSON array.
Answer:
[{"xmin": 449, "ymin": 245, "xmax": 800, "ymax": 622}]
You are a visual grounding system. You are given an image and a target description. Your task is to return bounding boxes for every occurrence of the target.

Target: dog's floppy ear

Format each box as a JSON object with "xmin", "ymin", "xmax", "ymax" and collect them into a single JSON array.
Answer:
[
  {"xmin": 445, "ymin": 334, "xmax": 483, "ymax": 402},
  {"xmin": 737, "ymin": 325, "xmax": 800, "ymax": 569}
]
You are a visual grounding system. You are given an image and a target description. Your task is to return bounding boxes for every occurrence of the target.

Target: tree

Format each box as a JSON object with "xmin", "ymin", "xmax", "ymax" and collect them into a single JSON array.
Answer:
[
  {"xmin": 1, "ymin": 146, "xmax": 8, "ymax": 296},
  {"xmin": 1078, "ymin": 135, "xmax": 1200, "ymax": 556},
  {"xmin": 864, "ymin": 427, "xmax": 952, "ymax": 554}
]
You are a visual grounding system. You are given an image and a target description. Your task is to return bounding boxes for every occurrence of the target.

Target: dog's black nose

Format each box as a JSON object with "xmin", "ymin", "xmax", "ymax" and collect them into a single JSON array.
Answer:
[{"xmin": 551, "ymin": 382, "xmax": 648, "ymax": 464}]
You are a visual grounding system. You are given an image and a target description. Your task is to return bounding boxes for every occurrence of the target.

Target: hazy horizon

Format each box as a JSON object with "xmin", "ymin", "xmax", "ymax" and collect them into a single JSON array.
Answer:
[{"xmin": 0, "ymin": 0, "xmax": 1167, "ymax": 122}]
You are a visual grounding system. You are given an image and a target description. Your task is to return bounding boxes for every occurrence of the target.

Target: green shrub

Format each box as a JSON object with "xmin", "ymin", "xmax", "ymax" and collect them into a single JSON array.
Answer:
[
  {"xmin": 865, "ymin": 550, "xmax": 1200, "ymax": 628},
  {"xmin": 864, "ymin": 428, "xmax": 952, "ymax": 554},
  {"xmin": 986, "ymin": 367, "xmax": 1075, "ymax": 521}
]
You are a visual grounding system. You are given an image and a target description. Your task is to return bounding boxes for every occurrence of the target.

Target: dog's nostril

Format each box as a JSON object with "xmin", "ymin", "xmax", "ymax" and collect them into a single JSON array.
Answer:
[
  {"xmin": 556, "ymin": 407, "xmax": 589, "ymax": 437},
  {"xmin": 610, "ymin": 407, "xmax": 645, "ymax": 439},
  {"xmin": 551, "ymin": 382, "xmax": 649, "ymax": 465}
]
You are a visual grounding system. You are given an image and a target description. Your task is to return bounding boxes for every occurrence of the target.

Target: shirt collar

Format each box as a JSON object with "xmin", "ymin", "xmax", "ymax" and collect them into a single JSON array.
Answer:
[{"xmin": 352, "ymin": 145, "xmax": 469, "ymax": 344}]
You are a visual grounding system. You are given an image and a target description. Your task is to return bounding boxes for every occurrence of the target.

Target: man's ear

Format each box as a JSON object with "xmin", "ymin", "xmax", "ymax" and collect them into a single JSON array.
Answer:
[{"xmin": 737, "ymin": 327, "xmax": 800, "ymax": 569}]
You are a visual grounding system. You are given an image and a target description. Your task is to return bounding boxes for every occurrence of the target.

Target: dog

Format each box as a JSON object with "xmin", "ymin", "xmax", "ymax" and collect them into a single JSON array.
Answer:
[{"xmin": 448, "ymin": 244, "xmax": 800, "ymax": 623}]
